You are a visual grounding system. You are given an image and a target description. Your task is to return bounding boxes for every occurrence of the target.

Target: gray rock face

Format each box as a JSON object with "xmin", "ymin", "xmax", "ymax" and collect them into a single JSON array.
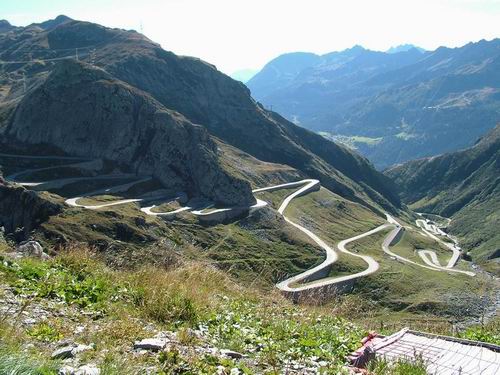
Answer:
[
  {"xmin": 0, "ymin": 19, "xmax": 402, "ymax": 212},
  {"xmin": 51, "ymin": 342, "xmax": 94, "ymax": 359},
  {"xmin": 6, "ymin": 60, "xmax": 254, "ymax": 207},
  {"xmin": 133, "ymin": 337, "xmax": 169, "ymax": 351},
  {"xmin": 0, "ymin": 181, "xmax": 62, "ymax": 240},
  {"xmin": 16, "ymin": 240, "xmax": 49, "ymax": 259},
  {"xmin": 52, "ymin": 345, "xmax": 76, "ymax": 359}
]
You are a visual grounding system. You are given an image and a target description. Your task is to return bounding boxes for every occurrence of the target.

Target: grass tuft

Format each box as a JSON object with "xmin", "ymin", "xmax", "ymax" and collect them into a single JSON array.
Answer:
[
  {"xmin": 0, "ymin": 347, "xmax": 58, "ymax": 375},
  {"xmin": 367, "ymin": 356, "xmax": 427, "ymax": 375}
]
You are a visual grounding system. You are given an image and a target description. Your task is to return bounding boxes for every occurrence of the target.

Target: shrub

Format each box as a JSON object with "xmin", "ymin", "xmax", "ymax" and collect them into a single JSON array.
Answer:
[
  {"xmin": 367, "ymin": 356, "xmax": 427, "ymax": 374},
  {"xmin": 459, "ymin": 324, "xmax": 500, "ymax": 345},
  {"xmin": 158, "ymin": 349, "xmax": 252, "ymax": 374},
  {"xmin": 0, "ymin": 249, "xmax": 115, "ymax": 308},
  {"xmin": 203, "ymin": 299, "xmax": 365, "ymax": 370},
  {"xmin": 138, "ymin": 290, "xmax": 198, "ymax": 326},
  {"xmin": 126, "ymin": 264, "xmax": 242, "ymax": 327},
  {"xmin": 27, "ymin": 322, "xmax": 62, "ymax": 342}
]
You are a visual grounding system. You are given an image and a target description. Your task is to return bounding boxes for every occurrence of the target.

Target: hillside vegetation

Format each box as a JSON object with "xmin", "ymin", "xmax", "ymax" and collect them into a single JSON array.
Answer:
[
  {"xmin": 1, "ymin": 240, "xmax": 497, "ymax": 374},
  {"xmin": 1, "ymin": 154, "xmax": 493, "ymax": 323},
  {"xmin": 282, "ymin": 188, "xmax": 496, "ymax": 320},
  {"xmin": 386, "ymin": 125, "xmax": 500, "ymax": 268}
]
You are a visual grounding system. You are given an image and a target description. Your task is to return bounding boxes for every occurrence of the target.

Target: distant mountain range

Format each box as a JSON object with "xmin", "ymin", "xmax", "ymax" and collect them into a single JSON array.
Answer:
[
  {"xmin": 247, "ymin": 40, "xmax": 500, "ymax": 168},
  {"xmin": 0, "ymin": 16, "xmax": 400, "ymax": 212},
  {"xmin": 386, "ymin": 44, "xmax": 426, "ymax": 54},
  {"xmin": 386, "ymin": 124, "xmax": 500, "ymax": 265}
]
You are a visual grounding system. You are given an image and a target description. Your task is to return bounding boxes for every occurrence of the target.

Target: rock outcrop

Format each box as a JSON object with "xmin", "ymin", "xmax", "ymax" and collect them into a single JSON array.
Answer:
[
  {"xmin": 5, "ymin": 60, "xmax": 255, "ymax": 206},
  {"xmin": 0, "ymin": 180, "xmax": 62, "ymax": 240},
  {"xmin": 16, "ymin": 240, "xmax": 49, "ymax": 259},
  {"xmin": 0, "ymin": 17, "xmax": 400, "ymax": 212},
  {"xmin": 97, "ymin": 33, "xmax": 399, "ymax": 210}
]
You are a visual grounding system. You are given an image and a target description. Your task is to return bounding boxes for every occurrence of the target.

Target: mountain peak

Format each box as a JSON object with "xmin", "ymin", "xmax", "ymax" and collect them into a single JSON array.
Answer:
[
  {"xmin": 0, "ymin": 19, "xmax": 15, "ymax": 32},
  {"xmin": 344, "ymin": 45, "xmax": 366, "ymax": 53},
  {"xmin": 34, "ymin": 15, "xmax": 73, "ymax": 30},
  {"xmin": 350, "ymin": 44, "xmax": 365, "ymax": 51},
  {"xmin": 53, "ymin": 15, "xmax": 73, "ymax": 23},
  {"xmin": 386, "ymin": 44, "xmax": 425, "ymax": 54}
]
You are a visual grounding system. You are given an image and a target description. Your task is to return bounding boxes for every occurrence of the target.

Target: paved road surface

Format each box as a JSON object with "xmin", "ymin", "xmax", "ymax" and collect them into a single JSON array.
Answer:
[
  {"xmin": 386, "ymin": 215, "xmax": 474, "ymax": 276},
  {"xmin": 3, "ymin": 154, "xmax": 475, "ymax": 296}
]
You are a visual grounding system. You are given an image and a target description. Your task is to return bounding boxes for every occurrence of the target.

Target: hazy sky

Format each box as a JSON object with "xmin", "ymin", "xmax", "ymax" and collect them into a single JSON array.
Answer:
[{"xmin": 1, "ymin": 0, "xmax": 499, "ymax": 74}]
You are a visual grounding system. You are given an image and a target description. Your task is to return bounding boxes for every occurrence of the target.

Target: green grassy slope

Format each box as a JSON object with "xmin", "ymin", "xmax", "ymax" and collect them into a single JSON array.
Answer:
[
  {"xmin": 280, "ymin": 187, "xmax": 496, "ymax": 320},
  {"xmin": 386, "ymin": 125, "xmax": 500, "ymax": 266},
  {"xmin": 1, "ymin": 241, "xmax": 453, "ymax": 374},
  {"xmin": 45, "ymin": 181, "xmax": 490, "ymax": 321}
]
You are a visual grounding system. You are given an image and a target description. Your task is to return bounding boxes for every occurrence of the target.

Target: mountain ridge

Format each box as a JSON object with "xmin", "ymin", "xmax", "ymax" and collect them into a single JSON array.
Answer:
[
  {"xmin": 247, "ymin": 39, "xmax": 500, "ymax": 168},
  {"xmin": 386, "ymin": 44, "xmax": 425, "ymax": 54},
  {"xmin": 5, "ymin": 59, "xmax": 256, "ymax": 206},
  {"xmin": 0, "ymin": 16, "xmax": 401, "ymax": 212}
]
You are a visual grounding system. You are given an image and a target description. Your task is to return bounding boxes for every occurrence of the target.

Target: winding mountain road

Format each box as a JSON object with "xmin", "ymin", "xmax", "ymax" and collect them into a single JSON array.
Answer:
[
  {"xmin": 265, "ymin": 180, "xmax": 383, "ymax": 293},
  {"xmin": 140, "ymin": 197, "xmax": 267, "ymax": 219},
  {"xmin": 384, "ymin": 215, "xmax": 474, "ymax": 276},
  {"xmin": 2, "ymin": 153, "xmax": 475, "ymax": 298},
  {"xmin": 65, "ymin": 178, "xmax": 153, "ymax": 209},
  {"xmin": 416, "ymin": 217, "xmax": 461, "ymax": 268}
]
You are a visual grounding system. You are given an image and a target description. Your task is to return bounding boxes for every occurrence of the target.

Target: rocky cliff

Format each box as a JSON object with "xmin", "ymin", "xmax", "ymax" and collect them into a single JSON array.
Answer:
[
  {"xmin": 82, "ymin": 21, "xmax": 399, "ymax": 210},
  {"xmin": 0, "ymin": 16, "xmax": 401, "ymax": 213},
  {"xmin": 0, "ymin": 179, "xmax": 62, "ymax": 240},
  {"xmin": 4, "ymin": 60, "xmax": 255, "ymax": 206}
]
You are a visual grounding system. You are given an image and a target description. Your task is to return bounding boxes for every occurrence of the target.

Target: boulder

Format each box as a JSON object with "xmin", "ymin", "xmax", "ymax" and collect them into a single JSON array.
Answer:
[
  {"xmin": 59, "ymin": 365, "xmax": 100, "ymax": 375},
  {"xmin": 0, "ymin": 182, "xmax": 62, "ymax": 241},
  {"xmin": 75, "ymin": 365, "xmax": 100, "ymax": 375},
  {"xmin": 133, "ymin": 337, "xmax": 169, "ymax": 351},
  {"xmin": 72, "ymin": 343, "xmax": 95, "ymax": 355},
  {"xmin": 51, "ymin": 342, "xmax": 94, "ymax": 359},
  {"xmin": 220, "ymin": 349, "xmax": 246, "ymax": 359},
  {"xmin": 17, "ymin": 241, "xmax": 49, "ymax": 259},
  {"xmin": 51, "ymin": 345, "xmax": 76, "ymax": 359},
  {"xmin": 58, "ymin": 366, "xmax": 76, "ymax": 375}
]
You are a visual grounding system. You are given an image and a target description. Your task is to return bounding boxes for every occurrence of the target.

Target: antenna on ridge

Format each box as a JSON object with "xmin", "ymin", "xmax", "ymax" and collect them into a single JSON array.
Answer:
[
  {"xmin": 89, "ymin": 49, "xmax": 96, "ymax": 66},
  {"xmin": 140, "ymin": 21, "xmax": 144, "ymax": 34},
  {"xmin": 75, "ymin": 48, "xmax": 79, "ymax": 61}
]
